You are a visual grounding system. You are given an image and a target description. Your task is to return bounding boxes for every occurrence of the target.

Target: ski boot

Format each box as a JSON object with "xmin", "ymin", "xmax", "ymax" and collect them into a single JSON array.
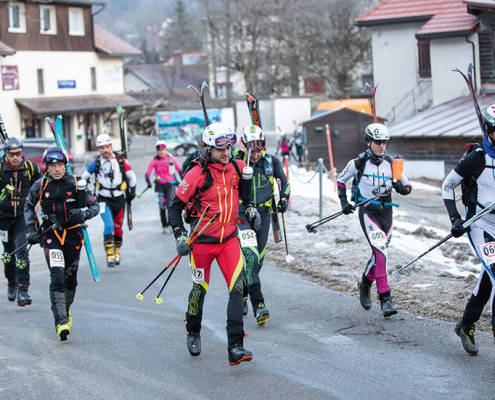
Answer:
[
  {"xmin": 67, "ymin": 310, "xmax": 72, "ymax": 329},
  {"xmin": 56, "ymin": 323, "xmax": 70, "ymax": 341},
  {"xmin": 455, "ymin": 320, "xmax": 478, "ymax": 356},
  {"xmin": 228, "ymin": 344, "xmax": 253, "ymax": 366},
  {"xmin": 7, "ymin": 281, "xmax": 16, "ymax": 302},
  {"xmin": 358, "ymin": 277, "xmax": 372, "ymax": 310},
  {"xmin": 114, "ymin": 239, "xmax": 122, "ymax": 266},
  {"xmin": 17, "ymin": 286, "xmax": 32, "ymax": 307},
  {"xmin": 186, "ymin": 331, "xmax": 201, "ymax": 356},
  {"xmin": 105, "ymin": 242, "xmax": 115, "ymax": 268},
  {"xmin": 255, "ymin": 303, "xmax": 270, "ymax": 326},
  {"xmin": 379, "ymin": 292, "xmax": 397, "ymax": 317},
  {"xmin": 243, "ymin": 297, "xmax": 248, "ymax": 316}
]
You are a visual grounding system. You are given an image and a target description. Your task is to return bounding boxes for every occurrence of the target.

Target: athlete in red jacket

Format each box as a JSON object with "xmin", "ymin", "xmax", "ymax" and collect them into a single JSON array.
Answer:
[{"xmin": 169, "ymin": 122, "xmax": 261, "ymax": 365}]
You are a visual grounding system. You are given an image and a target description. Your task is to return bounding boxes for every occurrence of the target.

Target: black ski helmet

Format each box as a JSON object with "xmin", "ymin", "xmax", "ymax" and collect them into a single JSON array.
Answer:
[
  {"xmin": 482, "ymin": 104, "xmax": 495, "ymax": 135},
  {"xmin": 42, "ymin": 146, "xmax": 68, "ymax": 164},
  {"xmin": 4, "ymin": 137, "xmax": 23, "ymax": 152}
]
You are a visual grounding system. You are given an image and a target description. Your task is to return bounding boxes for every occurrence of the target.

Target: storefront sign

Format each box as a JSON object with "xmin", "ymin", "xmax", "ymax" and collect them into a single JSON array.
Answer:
[
  {"xmin": 2, "ymin": 65, "xmax": 19, "ymax": 91},
  {"xmin": 58, "ymin": 80, "xmax": 76, "ymax": 89}
]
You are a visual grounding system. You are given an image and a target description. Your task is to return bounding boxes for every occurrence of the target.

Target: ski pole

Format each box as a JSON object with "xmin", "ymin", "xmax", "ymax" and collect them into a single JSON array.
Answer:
[
  {"xmin": 391, "ymin": 200, "xmax": 495, "ymax": 282},
  {"xmin": 306, "ymin": 195, "xmax": 380, "ymax": 233},
  {"xmin": 136, "ymin": 186, "xmax": 150, "ymax": 200},
  {"xmin": 153, "ymin": 210, "xmax": 221, "ymax": 304},
  {"xmin": 136, "ymin": 205, "xmax": 210, "ymax": 300},
  {"xmin": 277, "ymin": 179, "xmax": 291, "ymax": 262}
]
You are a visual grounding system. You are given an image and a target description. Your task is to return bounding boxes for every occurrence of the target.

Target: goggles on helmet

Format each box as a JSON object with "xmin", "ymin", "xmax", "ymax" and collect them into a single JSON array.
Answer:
[
  {"xmin": 213, "ymin": 133, "xmax": 237, "ymax": 149},
  {"xmin": 44, "ymin": 149, "xmax": 67, "ymax": 164},
  {"xmin": 245, "ymin": 139, "xmax": 266, "ymax": 151},
  {"xmin": 156, "ymin": 144, "xmax": 166, "ymax": 150}
]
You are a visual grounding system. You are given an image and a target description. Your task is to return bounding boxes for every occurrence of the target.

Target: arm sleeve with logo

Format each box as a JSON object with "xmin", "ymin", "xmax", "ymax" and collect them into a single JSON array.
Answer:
[
  {"xmin": 123, "ymin": 158, "xmax": 137, "ymax": 188},
  {"xmin": 273, "ymin": 155, "xmax": 290, "ymax": 200},
  {"xmin": 337, "ymin": 159, "xmax": 358, "ymax": 205}
]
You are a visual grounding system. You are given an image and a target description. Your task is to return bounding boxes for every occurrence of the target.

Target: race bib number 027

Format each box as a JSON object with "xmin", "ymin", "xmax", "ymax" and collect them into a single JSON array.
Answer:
[
  {"xmin": 480, "ymin": 242, "xmax": 495, "ymax": 265},
  {"xmin": 190, "ymin": 266, "xmax": 205, "ymax": 284},
  {"xmin": 49, "ymin": 249, "xmax": 64, "ymax": 268},
  {"xmin": 239, "ymin": 230, "xmax": 257, "ymax": 248}
]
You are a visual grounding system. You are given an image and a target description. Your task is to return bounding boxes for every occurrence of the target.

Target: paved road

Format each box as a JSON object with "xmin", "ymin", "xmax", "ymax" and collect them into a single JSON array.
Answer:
[{"xmin": 0, "ymin": 136, "xmax": 494, "ymax": 400}]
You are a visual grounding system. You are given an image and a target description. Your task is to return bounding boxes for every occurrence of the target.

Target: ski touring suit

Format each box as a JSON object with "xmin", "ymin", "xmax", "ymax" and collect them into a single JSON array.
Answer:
[
  {"xmin": 82, "ymin": 154, "xmax": 136, "ymax": 265},
  {"xmin": 24, "ymin": 173, "xmax": 99, "ymax": 330},
  {"xmin": 337, "ymin": 149, "xmax": 411, "ymax": 305},
  {"xmin": 234, "ymin": 149, "xmax": 290, "ymax": 318},
  {"xmin": 169, "ymin": 157, "xmax": 251, "ymax": 351},
  {"xmin": 0, "ymin": 158, "xmax": 40, "ymax": 303},
  {"xmin": 442, "ymin": 141, "xmax": 495, "ymax": 338},
  {"xmin": 145, "ymin": 154, "xmax": 181, "ymax": 230}
]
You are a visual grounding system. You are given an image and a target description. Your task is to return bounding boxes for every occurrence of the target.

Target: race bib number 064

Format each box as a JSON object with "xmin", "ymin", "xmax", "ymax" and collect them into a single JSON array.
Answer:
[
  {"xmin": 480, "ymin": 242, "xmax": 495, "ymax": 265},
  {"xmin": 49, "ymin": 249, "xmax": 64, "ymax": 268},
  {"xmin": 239, "ymin": 229, "xmax": 257, "ymax": 248}
]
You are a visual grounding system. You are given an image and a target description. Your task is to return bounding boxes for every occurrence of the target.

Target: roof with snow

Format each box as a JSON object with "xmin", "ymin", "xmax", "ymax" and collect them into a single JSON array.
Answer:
[
  {"xmin": 388, "ymin": 95, "xmax": 495, "ymax": 138},
  {"xmin": 94, "ymin": 25, "xmax": 142, "ymax": 57},
  {"xmin": 356, "ymin": 0, "xmax": 478, "ymax": 39}
]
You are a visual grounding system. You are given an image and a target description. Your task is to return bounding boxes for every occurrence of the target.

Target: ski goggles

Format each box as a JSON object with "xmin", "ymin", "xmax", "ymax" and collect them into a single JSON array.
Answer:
[
  {"xmin": 245, "ymin": 140, "xmax": 266, "ymax": 151},
  {"xmin": 214, "ymin": 133, "xmax": 237, "ymax": 149},
  {"xmin": 156, "ymin": 144, "xmax": 167, "ymax": 150},
  {"xmin": 43, "ymin": 150, "xmax": 67, "ymax": 164}
]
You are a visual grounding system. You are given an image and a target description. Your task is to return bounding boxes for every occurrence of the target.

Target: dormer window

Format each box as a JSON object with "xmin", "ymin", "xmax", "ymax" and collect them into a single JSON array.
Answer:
[
  {"xmin": 8, "ymin": 2, "xmax": 26, "ymax": 33},
  {"xmin": 69, "ymin": 7, "xmax": 85, "ymax": 36},
  {"xmin": 40, "ymin": 5, "xmax": 57, "ymax": 35}
]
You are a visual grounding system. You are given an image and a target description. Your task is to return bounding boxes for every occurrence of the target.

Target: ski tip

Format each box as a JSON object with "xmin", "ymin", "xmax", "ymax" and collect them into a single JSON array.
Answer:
[
  {"xmin": 136, "ymin": 293, "xmax": 144, "ymax": 301},
  {"xmin": 155, "ymin": 297, "xmax": 163, "ymax": 304}
]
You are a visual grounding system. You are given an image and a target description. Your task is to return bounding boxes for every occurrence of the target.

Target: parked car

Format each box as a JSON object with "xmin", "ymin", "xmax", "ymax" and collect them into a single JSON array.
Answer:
[
  {"xmin": 158, "ymin": 127, "xmax": 198, "ymax": 157},
  {"xmin": 0, "ymin": 138, "xmax": 71, "ymax": 170}
]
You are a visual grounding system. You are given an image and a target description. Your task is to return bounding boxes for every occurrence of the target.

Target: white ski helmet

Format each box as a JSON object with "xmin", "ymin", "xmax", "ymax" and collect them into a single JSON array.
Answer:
[
  {"xmin": 96, "ymin": 133, "xmax": 112, "ymax": 147},
  {"xmin": 202, "ymin": 123, "xmax": 237, "ymax": 149},
  {"xmin": 365, "ymin": 123, "xmax": 390, "ymax": 142},
  {"xmin": 155, "ymin": 140, "xmax": 167, "ymax": 150},
  {"xmin": 482, "ymin": 103, "xmax": 495, "ymax": 135},
  {"xmin": 241, "ymin": 125, "xmax": 265, "ymax": 148}
]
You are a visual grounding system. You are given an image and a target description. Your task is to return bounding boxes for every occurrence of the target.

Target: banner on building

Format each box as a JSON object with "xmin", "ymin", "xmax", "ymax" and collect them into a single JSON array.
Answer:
[
  {"xmin": 2, "ymin": 65, "xmax": 19, "ymax": 91},
  {"xmin": 58, "ymin": 80, "xmax": 76, "ymax": 89}
]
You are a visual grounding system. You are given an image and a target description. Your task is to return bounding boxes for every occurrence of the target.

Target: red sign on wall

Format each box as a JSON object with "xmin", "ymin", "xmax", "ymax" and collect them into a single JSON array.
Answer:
[{"xmin": 2, "ymin": 65, "xmax": 19, "ymax": 91}]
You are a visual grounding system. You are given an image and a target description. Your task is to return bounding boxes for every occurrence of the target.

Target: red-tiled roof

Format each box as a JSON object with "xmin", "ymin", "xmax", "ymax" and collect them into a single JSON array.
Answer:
[
  {"xmin": 356, "ymin": 0, "xmax": 477, "ymax": 37},
  {"xmin": 94, "ymin": 25, "xmax": 142, "ymax": 57},
  {"xmin": 0, "ymin": 40, "xmax": 15, "ymax": 56}
]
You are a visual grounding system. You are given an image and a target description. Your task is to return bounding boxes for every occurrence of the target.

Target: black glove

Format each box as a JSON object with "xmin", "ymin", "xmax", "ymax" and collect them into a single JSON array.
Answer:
[
  {"xmin": 69, "ymin": 209, "xmax": 89, "ymax": 225},
  {"xmin": 341, "ymin": 201, "xmax": 354, "ymax": 215},
  {"xmin": 277, "ymin": 198, "xmax": 289, "ymax": 213},
  {"xmin": 26, "ymin": 230, "xmax": 40, "ymax": 245},
  {"xmin": 246, "ymin": 206, "xmax": 261, "ymax": 231},
  {"xmin": 176, "ymin": 235, "xmax": 192, "ymax": 256},
  {"xmin": 451, "ymin": 217, "xmax": 470, "ymax": 238},
  {"xmin": 393, "ymin": 181, "xmax": 411, "ymax": 195},
  {"xmin": 145, "ymin": 175, "xmax": 152, "ymax": 189},
  {"xmin": 128, "ymin": 186, "xmax": 136, "ymax": 202}
]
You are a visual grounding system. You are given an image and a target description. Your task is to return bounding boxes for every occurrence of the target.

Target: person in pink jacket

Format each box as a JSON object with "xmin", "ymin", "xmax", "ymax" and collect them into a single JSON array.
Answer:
[{"xmin": 145, "ymin": 141, "xmax": 182, "ymax": 233}]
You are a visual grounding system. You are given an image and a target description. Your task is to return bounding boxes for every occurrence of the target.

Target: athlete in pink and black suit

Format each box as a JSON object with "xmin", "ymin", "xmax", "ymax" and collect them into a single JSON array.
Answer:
[
  {"xmin": 337, "ymin": 123, "xmax": 411, "ymax": 317},
  {"xmin": 145, "ymin": 140, "xmax": 181, "ymax": 232}
]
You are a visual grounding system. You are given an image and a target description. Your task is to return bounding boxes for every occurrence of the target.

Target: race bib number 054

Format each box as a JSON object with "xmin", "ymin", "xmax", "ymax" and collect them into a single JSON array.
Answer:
[
  {"xmin": 239, "ymin": 229, "xmax": 257, "ymax": 248},
  {"xmin": 190, "ymin": 266, "xmax": 205, "ymax": 284},
  {"xmin": 369, "ymin": 229, "xmax": 387, "ymax": 248},
  {"xmin": 49, "ymin": 249, "xmax": 64, "ymax": 268},
  {"xmin": 480, "ymin": 242, "xmax": 495, "ymax": 265}
]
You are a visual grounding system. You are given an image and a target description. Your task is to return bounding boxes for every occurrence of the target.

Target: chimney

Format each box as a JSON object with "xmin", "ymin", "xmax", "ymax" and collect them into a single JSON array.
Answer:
[{"xmin": 173, "ymin": 50, "xmax": 183, "ymax": 77}]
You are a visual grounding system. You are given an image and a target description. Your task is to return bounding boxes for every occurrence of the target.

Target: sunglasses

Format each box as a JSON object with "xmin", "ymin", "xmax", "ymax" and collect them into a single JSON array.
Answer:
[
  {"xmin": 373, "ymin": 140, "xmax": 388, "ymax": 145},
  {"xmin": 214, "ymin": 133, "xmax": 237, "ymax": 149},
  {"xmin": 245, "ymin": 140, "xmax": 266, "ymax": 151},
  {"xmin": 7, "ymin": 151, "xmax": 22, "ymax": 157}
]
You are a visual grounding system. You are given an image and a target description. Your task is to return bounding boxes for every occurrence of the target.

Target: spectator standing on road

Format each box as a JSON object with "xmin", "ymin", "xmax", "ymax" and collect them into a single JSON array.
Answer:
[
  {"xmin": 276, "ymin": 134, "xmax": 291, "ymax": 160},
  {"xmin": 145, "ymin": 140, "xmax": 181, "ymax": 233},
  {"xmin": 0, "ymin": 138, "xmax": 41, "ymax": 306},
  {"xmin": 290, "ymin": 131, "xmax": 304, "ymax": 163}
]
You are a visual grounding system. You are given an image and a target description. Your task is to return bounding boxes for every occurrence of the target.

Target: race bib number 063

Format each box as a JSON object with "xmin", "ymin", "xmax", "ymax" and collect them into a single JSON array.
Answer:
[
  {"xmin": 239, "ymin": 229, "xmax": 257, "ymax": 248},
  {"xmin": 49, "ymin": 249, "xmax": 64, "ymax": 268},
  {"xmin": 480, "ymin": 242, "xmax": 495, "ymax": 265}
]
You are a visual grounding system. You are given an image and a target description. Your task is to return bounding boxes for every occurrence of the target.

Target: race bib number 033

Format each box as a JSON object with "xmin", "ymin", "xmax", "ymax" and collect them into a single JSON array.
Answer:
[
  {"xmin": 239, "ymin": 229, "xmax": 257, "ymax": 248},
  {"xmin": 49, "ymin": 249, "xmax": 64, "ymax": 268},
  {"xmin": 190, "ymin": 266, "xmax": 205, "ymax": 284},
  {"xmin": 480, "ymin": 242, "xmax": 495, "ymax": 265}
]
